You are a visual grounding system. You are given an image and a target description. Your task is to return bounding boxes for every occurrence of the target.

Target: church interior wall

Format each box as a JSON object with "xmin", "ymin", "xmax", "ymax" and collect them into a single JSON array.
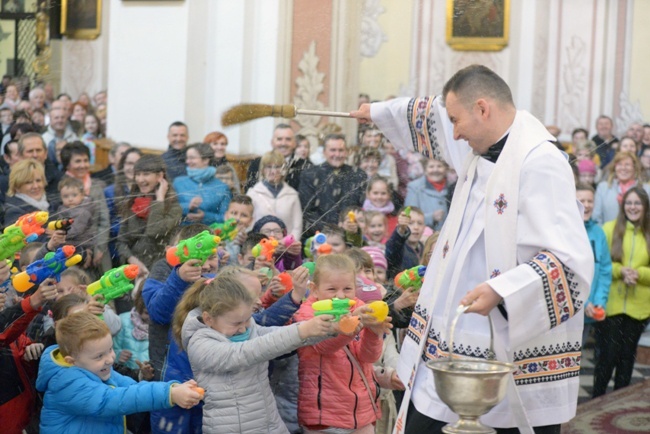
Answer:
[{"xmin": 24, "ymin": 0, "xmax": 649, "ymax": 152}]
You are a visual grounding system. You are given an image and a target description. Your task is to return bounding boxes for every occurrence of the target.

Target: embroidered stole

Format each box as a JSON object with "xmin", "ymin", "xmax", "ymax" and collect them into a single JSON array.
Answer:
[{"xmin": 393, "ymin": 108, "xmax": 554, "ymax": 434}]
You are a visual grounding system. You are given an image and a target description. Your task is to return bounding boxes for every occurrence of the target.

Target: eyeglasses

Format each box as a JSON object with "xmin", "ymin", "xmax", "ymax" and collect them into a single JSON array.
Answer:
[
  {"xmin": 263, "ymin": 165, "xmax": 283, "ymax": 170},
  {"xmin": 624, "ymin": 201, "xmax": 643, "ymax": 206},
  {"xmin": 261, "ymin": 228, "xmax": 284, "ymax": 236}
]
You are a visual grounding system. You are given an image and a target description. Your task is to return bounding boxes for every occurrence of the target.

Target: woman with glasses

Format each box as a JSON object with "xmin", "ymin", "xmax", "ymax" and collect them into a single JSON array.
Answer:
[
  {"xmin": 593, "ymin": 185, "xmax": 650, "ymax": 397},
  {"xmin": 247, "ymin": 150, "xmax": 303, "ymax": 240}
]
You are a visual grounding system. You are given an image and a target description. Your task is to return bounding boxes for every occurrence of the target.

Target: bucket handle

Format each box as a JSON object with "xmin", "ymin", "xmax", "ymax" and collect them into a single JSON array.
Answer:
[{"xmin": 448, "ymin": 304, "xmax": 496, "ymax": 360}]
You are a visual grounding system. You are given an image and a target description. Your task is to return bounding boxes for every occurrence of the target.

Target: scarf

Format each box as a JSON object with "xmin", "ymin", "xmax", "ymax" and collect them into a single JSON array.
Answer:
[
  {"xmin": 15, "ymin": 193, "xmax": 49, "ymax": 211},
  {"xmin": 187, "ymin": 166, "xmax": 217, "ymax": 184},
  {"xmin": 132, "ymin": 196, "xmax": 152, "ymax": 219},
  {"xmin": 263, "ymin": 180, "xmax": 284, "ymax": 198},
  {"xmin": 617, "ymin": 179, "xmax": 636, "ymax": 205},
  {"xmin": 363, "ymin": 198, "xmax": 395, "ymax": 215},
  {"xmin": 131, "ymin": 308, "xmax": 149, "ymax": 341},
  {"xmin": 427, "ymin": 178, "xmax": 447, "ymax": 192},
  {"xmin": 65, "ymin": 171, "xmax": 91, "ymax": 195},
  {"xmin": 228, "ymin": 327, "xmax": 251, "ymax": 342}
]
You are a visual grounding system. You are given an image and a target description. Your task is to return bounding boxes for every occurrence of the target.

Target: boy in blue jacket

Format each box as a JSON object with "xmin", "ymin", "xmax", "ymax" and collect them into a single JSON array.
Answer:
[
  {"xmin": 36, "ymin": 311, "xmax": 201, "ymax": 434},
  {"xmin": 576, "ymin": 182, "xmax": 612, "ymax": 347}
]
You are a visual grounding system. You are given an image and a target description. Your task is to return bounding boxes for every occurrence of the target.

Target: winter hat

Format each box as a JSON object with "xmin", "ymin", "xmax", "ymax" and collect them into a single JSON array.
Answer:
[
  {"xmin": 362, "ymin": 246, "xmax": 387, "ymax": 270},
  {"xmin": 578, "ymin": 159, "xmax": 597, "ymax": 175},
  {"xmin": 251, "ymin": 215, "xmax": 287, "ymax": 235}
]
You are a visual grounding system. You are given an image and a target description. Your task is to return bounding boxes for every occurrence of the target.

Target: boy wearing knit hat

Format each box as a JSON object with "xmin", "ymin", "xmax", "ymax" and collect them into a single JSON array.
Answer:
[{"xmin": 362, "ymin": 245, "xmax": 388, "ymax": 284}]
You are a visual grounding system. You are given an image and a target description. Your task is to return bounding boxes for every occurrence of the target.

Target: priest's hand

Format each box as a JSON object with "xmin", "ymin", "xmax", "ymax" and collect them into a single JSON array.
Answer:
[
  {"xmin": 350, "ymin": 104, "xmax": 373, "ymax": 124},
  {"xmin": 460, "ymin": 282, "xmax": 503, "ymax": 316}
]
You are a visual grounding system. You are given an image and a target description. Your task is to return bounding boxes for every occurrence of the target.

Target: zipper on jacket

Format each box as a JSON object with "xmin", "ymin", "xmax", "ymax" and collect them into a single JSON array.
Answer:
[
  {"xmin": 317, "ymin": 357, "xmax": 322, "ymax": 413},
  {"xmin": 346, "ymin": 346, "xmax": 359, "ymax": 429},
  {"xmin": 624, "ymin": 227, "xmax": 638, "ymax": 313}
]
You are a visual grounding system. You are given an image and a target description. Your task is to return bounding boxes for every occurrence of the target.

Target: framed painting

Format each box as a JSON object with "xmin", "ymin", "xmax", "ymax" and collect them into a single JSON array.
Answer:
[
  {"xmin": 446, "ymin": 0, "xmax": 509, "ymax": 51},
  {"xmin": 61, "ymin": 0, "xmax": 101, "ymax": 40}
]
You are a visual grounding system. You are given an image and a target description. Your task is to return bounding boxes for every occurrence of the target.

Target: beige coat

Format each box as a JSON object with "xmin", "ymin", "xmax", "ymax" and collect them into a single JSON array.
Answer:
[{"xmin": 247, "ymin": 181, "xmax": 303, "ymax": 240}]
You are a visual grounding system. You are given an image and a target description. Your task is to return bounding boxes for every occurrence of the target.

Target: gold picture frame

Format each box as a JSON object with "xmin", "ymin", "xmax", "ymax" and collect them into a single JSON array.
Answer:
[
  {"xmin": 446, "ymin": 0, "xmax": 509, "ymax": 51},
  {"xmin": 61, "ymin": 0, "xmax": 102, "ymax": 40}
]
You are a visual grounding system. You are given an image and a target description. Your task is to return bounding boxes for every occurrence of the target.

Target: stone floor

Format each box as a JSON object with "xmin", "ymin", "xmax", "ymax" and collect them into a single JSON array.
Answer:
[{"xmin": 578, "ymin": 346, "xmax": 650, "ymax": 405}]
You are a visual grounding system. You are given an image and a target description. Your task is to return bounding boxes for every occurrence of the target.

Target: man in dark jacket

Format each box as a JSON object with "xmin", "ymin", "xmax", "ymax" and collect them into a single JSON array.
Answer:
[
  {"xmin": 244, "ymin": 123, "xmax": 312, "ymax": 192},
  {"xmin": 161, "ymin": 121, "xmax": 189, "ymax": 180},
  {"xmin": 299, "ymin": 133, "xmax": 366, "ymax": 239},
  {"xmin": 91, "ymin": 141, "xmax": 131, "ymax": 186}
]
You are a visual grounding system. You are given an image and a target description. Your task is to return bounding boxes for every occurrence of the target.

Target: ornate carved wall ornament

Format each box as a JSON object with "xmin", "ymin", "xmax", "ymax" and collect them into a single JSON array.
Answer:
[
  {"xmin": 616, "ymin": 91, "xmax": 645, "ymax": 138},
  {"xmin": 293, "ymin": 40, "xmax": 326, "ymax": 140},
  {"xmin": 360, "ymin": 0, "xmax": 388, "ymax": 58},
  {"xmin": 559, "ymin": 36, "xmax": 587, "ymax": 134}
]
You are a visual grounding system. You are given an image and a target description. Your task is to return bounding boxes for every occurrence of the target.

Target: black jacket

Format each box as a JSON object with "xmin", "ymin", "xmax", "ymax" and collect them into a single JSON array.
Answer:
[
  {"xmin": 91, "ymin": 165, "xmax": 114, "ymax": 186},
  {"xmin": 298, "ymin": 162, "xmax": 366, "ymax": 239},
  {"xmin": 161, "ymin": 146, "xmax": 187, "ymax": 181}
]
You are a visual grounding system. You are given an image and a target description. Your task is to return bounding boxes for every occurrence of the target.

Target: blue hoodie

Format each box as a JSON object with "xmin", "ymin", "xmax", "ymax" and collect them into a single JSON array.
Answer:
[
  {"xmin": 36, "ymin": 345, "xmax": 176, "ymax": 434},
  {"xmin": 584, "ymin": 218, "xmax": 612, "ymax": 323}
]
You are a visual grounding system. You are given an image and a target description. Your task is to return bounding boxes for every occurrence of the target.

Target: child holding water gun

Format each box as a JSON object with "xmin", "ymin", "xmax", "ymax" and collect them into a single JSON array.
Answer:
[
  {"xmin": 36, "ymin": 311, "xmax": 201, "ymax": 434},
  {"xmin": 385, "ymin": 206, "xmax": 425, "ymax": 279},
  {"xmin": 294, "ymin": 254, "xmax": 391, "ymax": 433},
  {"xmin": 340, "ymin": 206, "xmax": 365, "ymax": 248},
  {"xmin": 251, "ymin": 216, "xmax": 303, "ymax": 271},
  {"xmin": 0, "ymin": 261, "xmax": 55, "ymax": 434},
  {"xmin": 222, "ymin": 194, "xmax": 255, "ymax": 266},
  {"xmin": 177, "ymin": 274, "xmax": 335, "ymax": 434}
]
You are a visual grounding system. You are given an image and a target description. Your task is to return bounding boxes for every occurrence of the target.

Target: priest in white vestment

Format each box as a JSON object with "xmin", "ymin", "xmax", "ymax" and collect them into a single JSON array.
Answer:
[{"xmin": 351, "ymin": 65, "xmax": 593, "ymax": 434}]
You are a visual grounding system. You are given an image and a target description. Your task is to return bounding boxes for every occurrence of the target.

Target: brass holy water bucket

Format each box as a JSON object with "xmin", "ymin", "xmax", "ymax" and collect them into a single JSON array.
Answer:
[{"xmin": 426, "ymin": 306, "xmax": 516, "ymax": 434}]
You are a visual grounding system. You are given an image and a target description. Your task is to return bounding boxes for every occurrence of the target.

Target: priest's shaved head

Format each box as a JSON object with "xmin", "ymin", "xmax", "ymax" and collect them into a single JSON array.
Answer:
[{"xmin": 442, "ymin": 64, "xmax": 514, "ymax": 109}]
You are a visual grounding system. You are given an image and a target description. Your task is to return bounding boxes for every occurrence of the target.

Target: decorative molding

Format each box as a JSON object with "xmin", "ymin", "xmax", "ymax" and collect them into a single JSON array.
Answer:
[
  {"xmin": 360, "ymin": 0, "xmax": 387, "ymax": 58},
  {"xmin": 429, "ymin": 39, "xmax": 447, "ymax": 95},
  {"xmin": 616, "ymin": 91, "xmax": 645, "ymax": 137},
  {"xmin": 559, "ymin": 36, "xmax": 587, "ymax": 134},
  {"xmin": 531, "ymin": 35, "xmax": 548, "ymax": 120},
  {"xmin": 63, "ymin": 41, "xmax": 95, "ymax": 98},
  {"xmin": 293, "ymin": 40, "xmax": 325, "ymax": 139},
  {"xmin": 452, "ymin": 51, "xmax": 499, "ymax": 74}
]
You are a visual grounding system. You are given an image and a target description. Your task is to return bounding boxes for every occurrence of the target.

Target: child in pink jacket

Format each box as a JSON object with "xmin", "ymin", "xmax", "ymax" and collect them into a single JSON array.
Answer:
[{"xmin": 294, "ymin": 254, "xmax": 391, "ymax": 433}]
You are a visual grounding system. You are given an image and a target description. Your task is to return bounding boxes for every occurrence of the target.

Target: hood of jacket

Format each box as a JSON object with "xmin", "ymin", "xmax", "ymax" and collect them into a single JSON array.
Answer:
[{"xmin": 181, "ymin": 308, "xmax": 206, "ymax": 351}]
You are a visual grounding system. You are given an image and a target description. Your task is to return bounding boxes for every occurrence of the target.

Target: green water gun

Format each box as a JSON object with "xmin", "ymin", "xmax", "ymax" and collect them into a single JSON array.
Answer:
[
  {"xmin": 166, "ymin": 230, "xmax": 221, "ymax": 266},
  {"xmin": 394, "ymin": 265, "xmax": 426, "ymax": 292},
  {"xmin": 210, "ymin": 218, "xmax": 238, "ymax": 242},
  {"xmin": 312, "ymin": 297, "xmax": 356, "ymax": 321},
  {"xmin": 87, "ymin": 265, "xmax": 139, "ymax": 319}
]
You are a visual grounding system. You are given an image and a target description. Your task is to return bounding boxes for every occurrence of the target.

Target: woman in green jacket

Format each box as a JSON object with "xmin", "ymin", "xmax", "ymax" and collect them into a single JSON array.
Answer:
[{"xmin": 594, "ymin": 186, "xmax": 650, "ymax": 397}]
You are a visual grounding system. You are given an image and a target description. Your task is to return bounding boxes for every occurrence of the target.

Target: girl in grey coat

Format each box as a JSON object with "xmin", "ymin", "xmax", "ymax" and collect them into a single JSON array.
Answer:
[{"xmin": 177, "ymin": 274, "xmax": 334, "ymax": 434}]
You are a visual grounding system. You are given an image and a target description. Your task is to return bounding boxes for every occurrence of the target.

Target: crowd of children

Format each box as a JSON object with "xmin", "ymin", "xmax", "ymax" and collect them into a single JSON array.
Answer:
[
  {"xmin": 0, "ymin": 87, "xmax": 443, "ymax": 433},
  {"xmin": 1, "ymin": 81, "xmax": 648, "ymax": 434}
]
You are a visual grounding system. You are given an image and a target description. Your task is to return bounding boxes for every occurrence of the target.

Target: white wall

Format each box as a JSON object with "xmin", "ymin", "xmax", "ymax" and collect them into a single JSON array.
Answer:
[
  {"xmin": 106, "ymin": 0, "xmax": 190, "ymax": 149},
  {"xmin": 106, "ymin": 0, "xmax": 282, "ymax": 153}
]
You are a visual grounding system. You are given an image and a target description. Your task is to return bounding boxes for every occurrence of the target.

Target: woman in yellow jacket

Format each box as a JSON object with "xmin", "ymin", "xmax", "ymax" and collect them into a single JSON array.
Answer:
[{"xmin": 594, "ymin": 186, "xmax": 650, "ymax": 397}]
